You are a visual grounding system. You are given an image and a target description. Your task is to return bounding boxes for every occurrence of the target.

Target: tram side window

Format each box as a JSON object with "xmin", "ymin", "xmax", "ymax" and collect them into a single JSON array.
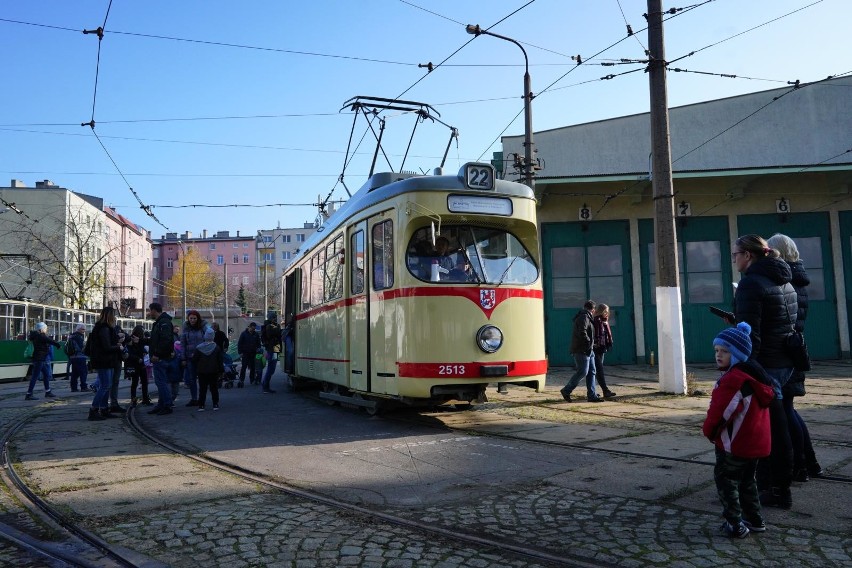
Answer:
[
  {"xmin": 372, "ymin": 220, "xmax": 394, "ymax": 290},
  {"xmin": 324, "ymin": 236, "xmax": 344, "ymax": 302},
  {"xmin": 300, "ymin": 264, "xmax": 311, "ymax": 311},
  {"xmin": 311, "ymin": 249, "xmax": 326, "ymax": 306},
  {"xmin": 351, "ymin": 230, "xmax": 365, "ymax": 295}
]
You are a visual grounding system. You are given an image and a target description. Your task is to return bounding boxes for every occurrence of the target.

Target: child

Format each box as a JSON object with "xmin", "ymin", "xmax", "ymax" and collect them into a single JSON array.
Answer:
[
  {"xmin": 192, "ymin": 328, "xmax": 223, "ymax": 411},
  {"xmin": 702, "ymin": 322, "xmax": 775, "ymax": 538}
]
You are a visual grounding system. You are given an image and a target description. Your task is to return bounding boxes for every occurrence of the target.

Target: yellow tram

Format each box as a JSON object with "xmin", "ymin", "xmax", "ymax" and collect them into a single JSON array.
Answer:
[{"xmin": 282, "ymin": 162, "xmax": 545, "ymax": 411}]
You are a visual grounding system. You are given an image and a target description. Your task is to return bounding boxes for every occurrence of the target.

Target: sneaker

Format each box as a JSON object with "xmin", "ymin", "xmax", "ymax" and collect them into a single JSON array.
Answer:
[
  {"xmin": 743, "ymin": 518, "xmax": 767, "ymax": 533},
  {"xmin": 720, "ymin": 520, "xmax": 749, "ymax": 539},
  {"xmin": 186, "ymin": 400, "xmax": 199, "ymax": 407},
  {"xmin": 586, "ymin": 396, "xmax": 603, "ymax": 403},
  {"xmin": 197, "ymin": 406, "xmax": 206, "ymax": 412},
  {"xmin": 213, "ymin": 404, "xmax": 219, "ymax": 411},
  {"xmin": 262, "ymin": 389, "xmax": 276, "ymax": 394},
  {"xmin": 603, "ymin": 390, "xmax": 617, "ymax": 398},
  {"xmin": 25, "ymin": 393, "xmax": 37, "ymax": 400},
  {"xmin": 156, "ymin": 407, "xmax": 173, "ymax": 415},
  {"xmin": 560, "ymin": 390, "xmax": 572, "ymax": 402},
  {"xmin": 44, "ymin": 391, "xmax": 56, "ymax": 398},
  {"xmin": 807, "ymin": 462, "xmax": 824, "ymax": 478},
  {"xmin": 793, "ymin": 468, "xmax": 810, "ymax": 483}
]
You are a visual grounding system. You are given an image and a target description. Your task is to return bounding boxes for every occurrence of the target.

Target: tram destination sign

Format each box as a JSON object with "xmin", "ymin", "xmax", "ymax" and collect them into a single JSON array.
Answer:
[{"xmin": 447, "ymin": 195, "xmax": 513, "ymax": 216}]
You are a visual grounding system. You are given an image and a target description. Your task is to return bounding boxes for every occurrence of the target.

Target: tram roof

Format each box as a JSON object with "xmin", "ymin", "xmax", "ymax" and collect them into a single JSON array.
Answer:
[{"xmin": 291, "ymin": 165, "xmax": 534, "ymax": 265}]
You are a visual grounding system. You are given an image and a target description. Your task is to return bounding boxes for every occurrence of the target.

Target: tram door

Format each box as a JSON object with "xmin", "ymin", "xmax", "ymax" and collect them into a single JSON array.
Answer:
[
  {"xmin": 347, "ymin": 222, "xmax": 369, "ymax": 392},
  {"xmin": 367, "ymin": 214, "xmax": 397, "ymax": 395}
]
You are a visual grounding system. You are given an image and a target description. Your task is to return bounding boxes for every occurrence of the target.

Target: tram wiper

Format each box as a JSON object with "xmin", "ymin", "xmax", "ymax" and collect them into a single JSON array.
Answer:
[{"xmin": 495, "ymin": 255, "xmax": 520, "ymax": 288}]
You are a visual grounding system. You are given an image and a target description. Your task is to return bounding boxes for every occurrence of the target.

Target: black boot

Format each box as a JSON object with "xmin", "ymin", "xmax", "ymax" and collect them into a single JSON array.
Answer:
[
  {"xmin": 100, "ymin": 408, "xmax": 119, "ymax": 419},
  {"xmin": 88, "ymin": 408, "xmax": 105, "ymax": 421},
  {"xmin": 759, "ymin": 487, "xmax": 792, "ymax": 509}
]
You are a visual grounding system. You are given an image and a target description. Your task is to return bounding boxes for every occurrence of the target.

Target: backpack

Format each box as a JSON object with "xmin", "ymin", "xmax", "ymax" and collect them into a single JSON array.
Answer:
[
  {"xmin": 83, "ymin": 330, "xmax": 95, "ymax": 357},
  {"xmin": 63, "ymin": 338, "xmax": 77, "ymax": 357}
]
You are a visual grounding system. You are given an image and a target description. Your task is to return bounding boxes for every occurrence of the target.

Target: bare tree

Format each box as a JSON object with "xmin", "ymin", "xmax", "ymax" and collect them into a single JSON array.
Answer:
[{"xmin": 0, "ymin": 202, "xmax": 116, "ymax": 308}]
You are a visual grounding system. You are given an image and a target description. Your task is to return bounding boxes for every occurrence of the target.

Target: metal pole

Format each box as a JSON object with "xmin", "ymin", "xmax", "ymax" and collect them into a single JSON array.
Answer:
[
  {"xmin": 141, "ymin": 262, "xmax": 147, "ymax": 314},
  {"xmin": 181, "ymin": 245, "xmax": 187, "ymax": 321},
  {"xmin": 223, "ymin": 261, "xmax": 229, "ymax": 336},
  {"xmin": 647, "ymin": 0, "xmax": 686, "ymax": 394},
  {"xmin": 263, "ymin": 260, "xmax": 268, "ymax": 319}
]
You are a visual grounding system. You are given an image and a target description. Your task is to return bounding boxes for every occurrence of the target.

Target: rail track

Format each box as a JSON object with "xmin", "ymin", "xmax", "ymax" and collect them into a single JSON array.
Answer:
[{"xmin": 0, "ymin": 409, "xmax": 151, "ymax": 568}]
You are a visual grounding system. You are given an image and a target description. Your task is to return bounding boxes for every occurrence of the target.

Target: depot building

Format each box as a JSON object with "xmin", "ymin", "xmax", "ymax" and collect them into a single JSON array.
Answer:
[{"xmin": 500, "ymin": 75, "xmax": 852, "ymax": 366}]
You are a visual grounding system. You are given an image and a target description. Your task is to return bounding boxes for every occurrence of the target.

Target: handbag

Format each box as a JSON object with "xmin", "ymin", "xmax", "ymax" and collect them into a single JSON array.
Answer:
[
  {"xmin": 23, "ymin": 341, "xmax": 34, "ymax": 360},
  {"xmin": 782, "ymin": 291, "xmax": 811, "ymax": 372}
]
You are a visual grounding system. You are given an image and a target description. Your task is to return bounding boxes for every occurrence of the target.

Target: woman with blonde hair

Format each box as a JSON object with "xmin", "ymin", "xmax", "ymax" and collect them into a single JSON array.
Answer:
[
  {"xmin": 592, "ymin": 303, "xmax": 616, "ymax": 398},
  {"xmin": 766, "ymin": 233, "xmax": 823, "ymax": 480}
]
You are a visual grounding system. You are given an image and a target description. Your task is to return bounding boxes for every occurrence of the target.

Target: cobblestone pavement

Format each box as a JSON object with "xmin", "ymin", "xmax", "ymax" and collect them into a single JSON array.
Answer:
[{"xmin": 0, "ymin": 363, "xmax": 850, "ymax": 567}]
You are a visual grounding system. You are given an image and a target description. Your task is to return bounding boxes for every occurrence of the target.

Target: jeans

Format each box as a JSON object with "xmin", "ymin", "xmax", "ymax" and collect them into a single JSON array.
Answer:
[
  {"xmin": 764, "ymin": 366, "xmax": 793, "ymax": 401},
  {"xmin": 262, "ymin": 350, "xmax": 278, "ymax": 390},
  {"xmin": 183, "ymin": 360, "xmax": 199, "ymax": 401},
  {"xmin": 152, "ymin": 359, "xmax": 173, "ymax": 409},
  {"xmin": 91, "ymin": 368, "xmax": 112, "ymax": 409},
  {"xmin": 562, "ymin": 351, "xmax": 598, "ymax": 399},
  {"xmin": 111, "ymin": 361, "xmax": 122, "ymax": 406},
  {"xmin": 714, "ymin": 448, "xmax": 762, "ymax": 525},
  {"xmin": 27, "ymin": 360, "xmax": 52, "ymax": 394},
  {"xmin": 70, "ymin": 358, "xmax": 88, "ymax": 390}
]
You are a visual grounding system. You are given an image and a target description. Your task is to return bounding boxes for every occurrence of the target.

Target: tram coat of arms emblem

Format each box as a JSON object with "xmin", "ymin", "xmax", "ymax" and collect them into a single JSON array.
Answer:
[{"xmin": 480, "ymin": 289, "xmax": 496, "ymax": 310}]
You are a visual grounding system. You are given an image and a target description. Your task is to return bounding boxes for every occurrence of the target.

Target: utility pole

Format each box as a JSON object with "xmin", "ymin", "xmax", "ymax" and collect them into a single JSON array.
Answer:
[
  {"xmin": 141, "ymin": 262, "xmax": 147, "ymax": 314},
  {"xmin": 223, "ymin": 261, "xmax": 229, "ymax": 336},
  {"xmin": 263, "ymin": 260, "xmax": 269, "ymax": 320},
  {"xmin": 647, "ymin": 0, "xmax": 686, "ymax": 394}
]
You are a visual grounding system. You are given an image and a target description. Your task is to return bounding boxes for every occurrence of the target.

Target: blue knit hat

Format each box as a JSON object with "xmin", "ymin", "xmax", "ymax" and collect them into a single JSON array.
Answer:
[{"xmin": 713, "ymin": 322, "xmax": 752, "ymax": 367}]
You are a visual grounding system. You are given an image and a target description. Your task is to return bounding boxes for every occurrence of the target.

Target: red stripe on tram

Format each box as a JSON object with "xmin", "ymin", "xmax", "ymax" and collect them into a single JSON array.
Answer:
[{"xmin": 397, "ymin": 359, "xmax": 547, "ymax": 378}]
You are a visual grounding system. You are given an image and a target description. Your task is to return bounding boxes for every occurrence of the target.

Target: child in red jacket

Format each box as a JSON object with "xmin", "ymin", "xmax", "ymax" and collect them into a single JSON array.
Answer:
[{"xmin": 703, "ymin": 322, "xmax": 775, "ymax": 539}]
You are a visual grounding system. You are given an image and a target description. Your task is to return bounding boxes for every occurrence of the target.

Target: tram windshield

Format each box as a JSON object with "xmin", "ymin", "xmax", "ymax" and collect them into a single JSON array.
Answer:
[{"xmin": 406, "ymin": 226, "xmax": 538, "ymax": 285}]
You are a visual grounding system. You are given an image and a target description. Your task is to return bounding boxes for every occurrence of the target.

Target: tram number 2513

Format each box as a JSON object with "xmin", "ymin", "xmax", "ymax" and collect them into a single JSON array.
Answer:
[
  {"xmin": 465, "ymin": 163, "xmax": 494, "ymax": 190},
  {"xmin": 439, "ymin": 364, "xmax": 466, "ymax": 375}
]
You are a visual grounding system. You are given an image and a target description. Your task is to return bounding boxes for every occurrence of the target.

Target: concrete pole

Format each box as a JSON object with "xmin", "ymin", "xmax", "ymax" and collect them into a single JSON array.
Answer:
[
  {"xmin": 223, "ymin": 261, "xmax": 229, "ymax": 335},
  {"xmin": 263, "ymin": 260, "xmax": 268, "ymax": 319},
  {"xmin": 647, "ymin": 0, "xmax": 686, "ymax": 394}
]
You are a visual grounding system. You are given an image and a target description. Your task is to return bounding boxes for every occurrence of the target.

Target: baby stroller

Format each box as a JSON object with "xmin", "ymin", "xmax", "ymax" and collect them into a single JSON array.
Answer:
[{"xmin": 219, "ymin": 353, "xmax": 238, "ymax": 389}]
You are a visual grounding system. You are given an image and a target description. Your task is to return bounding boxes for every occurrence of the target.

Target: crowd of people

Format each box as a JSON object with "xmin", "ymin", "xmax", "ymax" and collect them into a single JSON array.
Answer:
[
  {"xmin": 22, "ymin": 302, "xmax": 290, "ymax": 420},
  {"xmin": 559, "ymin": 233, "xmax": 821, "ymax": 538}
]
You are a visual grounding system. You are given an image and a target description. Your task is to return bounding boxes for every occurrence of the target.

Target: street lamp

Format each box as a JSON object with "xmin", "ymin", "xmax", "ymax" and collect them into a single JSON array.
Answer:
[{"xmin": 466, "ymin": 24, "xmax": 535, "ymax": 195}]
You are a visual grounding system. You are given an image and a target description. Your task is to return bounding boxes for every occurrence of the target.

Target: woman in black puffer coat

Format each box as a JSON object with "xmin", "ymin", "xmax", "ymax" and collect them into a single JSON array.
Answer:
[
  {"xmin": 732, "ymin": 234, "xmax": 796, "ymax": 509},
  {"xmin": 87, "ymin": 307, "xmax": 122, "ymax": 421},
  {"xmin": 767, "ymin": 233, "xmax": 823, "ymax": 482}
]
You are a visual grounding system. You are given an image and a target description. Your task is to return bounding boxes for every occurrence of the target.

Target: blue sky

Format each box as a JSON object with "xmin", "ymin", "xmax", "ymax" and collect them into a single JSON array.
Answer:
[{"xmin": 1, "ymin": 1, "xmax": 848, "ymax": 238}]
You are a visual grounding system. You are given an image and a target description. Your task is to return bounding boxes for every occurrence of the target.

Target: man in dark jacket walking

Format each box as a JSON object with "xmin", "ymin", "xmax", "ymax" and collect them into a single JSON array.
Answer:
[
  {"xmin": 560, "ymin": 300, "xmax": 603, "ymax": 403},
  {"xmin": 25, "ymin": 322, "xmax": 61, "ymax": 400},
  {"xmin": 237, "ymin": 322, "xmax": 261, "ymax": 387},
  {"xmin": 146, "ymin": 303, "xmax": 175, "ymax": 415}
]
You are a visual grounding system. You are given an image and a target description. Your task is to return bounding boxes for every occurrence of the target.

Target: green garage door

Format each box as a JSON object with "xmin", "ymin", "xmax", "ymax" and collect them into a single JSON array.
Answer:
[
  {"xmin": 639, "ymin": 216, "xmax": 735, "ymax": 363},
  {"xmin": 839, "ymin": 211, "xmax": 852, "ymax": 358},
  {"xmin": 738, "ymin": 213, "xmax": 839, "ymax": 360},
  {"xmin": 541, "ymin": 221, "xmax": 636, "ymax": 366}
]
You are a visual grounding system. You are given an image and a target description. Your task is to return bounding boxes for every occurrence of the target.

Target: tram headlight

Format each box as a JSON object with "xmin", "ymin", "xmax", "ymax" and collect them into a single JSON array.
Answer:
[{"xmin": 476, "ymin": 325, "xmax": 503, "ymax": 353}]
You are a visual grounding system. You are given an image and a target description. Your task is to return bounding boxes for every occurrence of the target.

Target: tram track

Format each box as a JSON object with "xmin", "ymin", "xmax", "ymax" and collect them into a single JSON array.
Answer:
[
  {"xmin": 0, "ymin": 409, "xmax": 148, "ymax": 568},
  {"xmin": 124, "ymin": 408, "xmax": 604, "ymax": 568},
  {"xmin": 365, "ymin": 392, "xmax": 852, "ymax": 486}
]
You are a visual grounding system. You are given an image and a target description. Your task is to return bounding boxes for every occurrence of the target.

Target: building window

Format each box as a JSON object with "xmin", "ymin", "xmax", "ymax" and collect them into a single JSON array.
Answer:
[
  {"xmin": 232, "ymin": 276, "xmax": 239, "ymax": 285},
  {"xmin": 282, "ymin": 251, "xmax": 291, "ymax": 260},
  {"xmin": 243, "ymin": 254, "xmax": 249, "ymax": 264},
  {"xmin": 233, "ymin": 243, "xmax": 239, "ymax": 248},
  {"xmin": 233, "ymin": 254, "xmax": 239, "ymax": 264},
  {"xmin": 263, "ymin": 253, "xmax": 273, "ymax": 262},
  {"xmin": 210, "ymin": 243, "xmax": 216, "ymax": 250},
  {"xmin": 153, "ymin": 248, "xmax": 159, "ymax": 258},
  {"xmin": 217, "ymin": 255, "xmax": 224, "ymax": 265},
  {"xmin": 167, "ymin": 259, "xmax": 173, "ymax": 268},
  {"xmin": 242, "ymin": 276, "xmax": 249, "ymax": 285},
  {"xmin": 283, "ymin": 235, "xmax": 291, "ymax": 243},
  {"xmin": 243, "ymin": 243, "xmax": 248, "ymax": 247},
  {"xmin": 263, "ymin": 235, "xmax": 273, "ymax": 243},
  {"xmin": 296, "ymin": 233, "xmax": 305, "ymax": 242}
]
